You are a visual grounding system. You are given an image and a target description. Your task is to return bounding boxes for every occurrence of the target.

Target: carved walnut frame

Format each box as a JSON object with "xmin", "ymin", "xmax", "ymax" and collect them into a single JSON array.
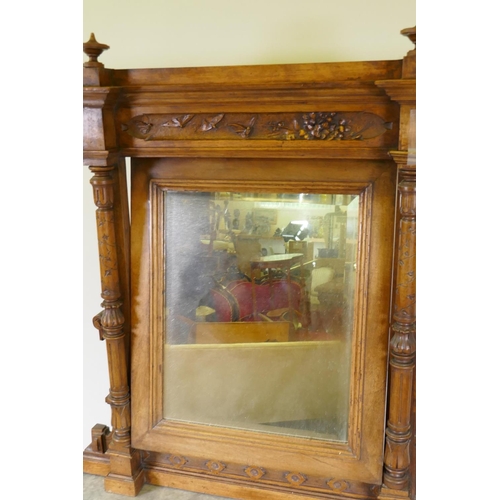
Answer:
[{"xmin": 83, "ymin": 29, "xmax": 416, "ymax": 500}]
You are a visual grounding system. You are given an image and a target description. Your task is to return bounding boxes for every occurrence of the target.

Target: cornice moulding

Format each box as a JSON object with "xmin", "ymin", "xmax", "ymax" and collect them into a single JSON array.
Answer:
[{"xmin": 374, "ymin": 80, "xmax": 416, "ymax": 105}]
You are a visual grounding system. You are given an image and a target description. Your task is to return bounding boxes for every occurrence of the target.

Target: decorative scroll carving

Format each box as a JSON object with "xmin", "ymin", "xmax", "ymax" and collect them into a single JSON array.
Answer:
[
  {"xmin": 383, "ymin": 158, "xmax": 416, "ymax": 491},
  {"xmin": 121, "ymin": 111, "xmax": 392, "ymax": 142}
]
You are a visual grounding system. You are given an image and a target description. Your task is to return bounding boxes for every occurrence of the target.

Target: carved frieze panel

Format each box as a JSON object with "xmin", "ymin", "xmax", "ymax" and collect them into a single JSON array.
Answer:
[
  {"xmin": 121, "ymin": 111, "xmax": 392, "ymax": 142},
  {"xmin": 141, "ymin": 451, "xmax": 381, "ymax": 498}
]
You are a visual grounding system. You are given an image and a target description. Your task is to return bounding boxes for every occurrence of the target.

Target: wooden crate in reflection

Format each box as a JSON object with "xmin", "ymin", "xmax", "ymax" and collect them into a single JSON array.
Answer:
[{"xmin": 194, "ymin": 321, "xmax": 289, "ymax": 344}]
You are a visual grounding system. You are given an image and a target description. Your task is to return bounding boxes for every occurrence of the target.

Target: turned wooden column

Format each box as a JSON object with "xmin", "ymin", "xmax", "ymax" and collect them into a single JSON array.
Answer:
[
  {"xmin": 84, "ymin": 35, "xmax": 144, "ymax": 495},
  {"xmin": 376, "ymin": 27, "xmax": 416, "ymax": 496},
  {"xmin": 383, "ymin": 156, "xmax": 416, "ymax": 491},
  {"xmin": 90, "ymin": 166, "xmax": 130, "ymax": 448},
  {"xmin": 89, "ymin": 165, "xmax": 143, "ymax": 495}
]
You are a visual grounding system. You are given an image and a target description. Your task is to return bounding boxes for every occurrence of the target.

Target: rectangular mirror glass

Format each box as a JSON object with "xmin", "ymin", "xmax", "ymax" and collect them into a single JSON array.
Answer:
[{"xmin": 163, "ymin": 191, "xmax": 359, "ymax": 443}]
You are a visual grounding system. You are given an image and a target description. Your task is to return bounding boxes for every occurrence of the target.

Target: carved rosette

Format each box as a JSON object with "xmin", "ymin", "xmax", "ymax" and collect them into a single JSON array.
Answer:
[
  {"xmin": 384, "ymin": 158, "xmax": 416, "ymax": 490},
  {"xmin": 327, "ymin": 478, "xmax": 350, "ymax": 493},
  {"xmin": 89, "ymin": 165, "xmax": 132, "ymax": 452},
  {"xmin": 206, "ymin": 460, "xmax": 226, "ymax": 475},
  {"xmin": 244, "ymin": 466, "xmax": 266, "ymax": 480},
  {"xmin": 285, "ymin": 472, "xmax": 307, "ymax": 486},
  {"xmin": 141, "ymin": 451, "xmax": 379, "ymax": 497},
  {"xmin": 168, "ymin": 455, "xmax": 188, "ymax": 469},
  {"xmin": 121, "ymin": 111, "xmax": 392, "ymax": 142}
]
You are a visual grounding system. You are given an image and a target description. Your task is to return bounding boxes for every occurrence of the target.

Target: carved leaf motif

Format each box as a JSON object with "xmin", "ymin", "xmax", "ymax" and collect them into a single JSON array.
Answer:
[
  {"xmin": 162, "ymin": 114, "xmax": 194, "ymax": 128},
  {"xmin": 100, "ymin": 305, "xmax": 125, "ymax": 328},
  {"xmin": 390, "ymin": 330, "xmax": 416, "ymax": 355},
  {"xmin": 199, "ymin": 114, "xmax": 224, "ymax": 131},
  {"xmin": 228, "ymin": 116, "xmax": 256, "ymax": 138},
  {"xmin": 268, "ymin": 120, "xmax": 286, "ymax": 133},
  {"xmin": 122, "ymin": 111, "xmax": 391, "ymax": 141},
  {"xmin": 136, "ymin": 115, "xmax": 153, "ymax": 135}
]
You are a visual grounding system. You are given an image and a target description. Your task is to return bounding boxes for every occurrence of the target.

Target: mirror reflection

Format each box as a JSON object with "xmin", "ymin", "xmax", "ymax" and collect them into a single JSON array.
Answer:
[{"xmin": 163, "ymin": 191, "xmax": 359, "ymax": 442}]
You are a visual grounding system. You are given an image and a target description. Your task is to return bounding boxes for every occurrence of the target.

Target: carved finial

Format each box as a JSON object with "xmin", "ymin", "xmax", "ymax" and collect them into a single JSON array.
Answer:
[
  {"xmin": 400, "ymin": 26, "xmax": 416, "ymax": 78},
  {"xmin": 83, "ymin": 33, "xmax": 109, "ymax": 67},
  {"xmin": 401, "ymin": 27, "xmax": 416, "ymax": 48}
]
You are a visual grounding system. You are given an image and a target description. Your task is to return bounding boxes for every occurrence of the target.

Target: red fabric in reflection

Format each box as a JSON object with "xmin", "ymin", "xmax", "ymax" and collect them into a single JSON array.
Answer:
[{"xmin": 222, "ymin": 279, "xmax": 302, "ymax": 321}]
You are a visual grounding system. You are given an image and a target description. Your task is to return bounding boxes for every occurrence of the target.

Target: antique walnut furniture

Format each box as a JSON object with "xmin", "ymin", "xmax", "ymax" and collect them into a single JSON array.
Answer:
[{"xmin": 83, "ymin": 27, "xmax": 416, "ymax": 500}]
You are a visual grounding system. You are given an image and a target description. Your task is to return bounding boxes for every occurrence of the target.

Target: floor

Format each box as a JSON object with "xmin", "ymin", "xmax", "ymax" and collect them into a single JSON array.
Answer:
[{"xmin": 83, "ymin": 474, "xmax": 228, "ymax": 500}]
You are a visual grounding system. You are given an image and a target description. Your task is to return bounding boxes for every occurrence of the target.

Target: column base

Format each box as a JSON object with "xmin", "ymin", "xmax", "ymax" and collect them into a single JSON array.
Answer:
[
  {"xmin": 378, "ymin": 486, "xmax": 410, "ymax": 499},
  {"xmin": 104, "ymin": 469, "xmax": 145, "ymax": 497}
]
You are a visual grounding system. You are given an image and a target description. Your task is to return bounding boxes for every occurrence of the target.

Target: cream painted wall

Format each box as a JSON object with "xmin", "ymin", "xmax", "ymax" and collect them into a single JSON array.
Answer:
[{"xmin": 82, "ymin": 0, "xmax": 416, "ymax": 449}]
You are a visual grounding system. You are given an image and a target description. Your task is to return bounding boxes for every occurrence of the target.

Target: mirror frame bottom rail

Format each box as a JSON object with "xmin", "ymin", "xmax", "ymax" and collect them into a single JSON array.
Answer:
[{"xmin": 83, "ymin": 440, "xmax": 411, "ymax": 500}]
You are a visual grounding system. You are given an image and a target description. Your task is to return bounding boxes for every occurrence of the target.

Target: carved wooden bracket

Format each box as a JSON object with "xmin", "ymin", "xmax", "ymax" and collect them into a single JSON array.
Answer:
[
  {"xmin": 92, "ymin": 310, "xmax": 104, "ymax": 340},
  {"xmin": 121, "ymin": 111, "xmax": 392, "ymax": 142}
]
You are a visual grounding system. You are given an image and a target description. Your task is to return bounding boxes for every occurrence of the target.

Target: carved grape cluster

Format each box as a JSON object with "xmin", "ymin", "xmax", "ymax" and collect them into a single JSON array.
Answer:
[{"xmin": 301, "ymin": 112, "xmax": 350, "ymax": 140}]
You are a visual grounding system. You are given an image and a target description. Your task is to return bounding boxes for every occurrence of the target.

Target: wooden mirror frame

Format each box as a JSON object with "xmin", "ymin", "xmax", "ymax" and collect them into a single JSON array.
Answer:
[{"xmin": 83, "ymin": 27, "xmax": 416, "ymax": 500}]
